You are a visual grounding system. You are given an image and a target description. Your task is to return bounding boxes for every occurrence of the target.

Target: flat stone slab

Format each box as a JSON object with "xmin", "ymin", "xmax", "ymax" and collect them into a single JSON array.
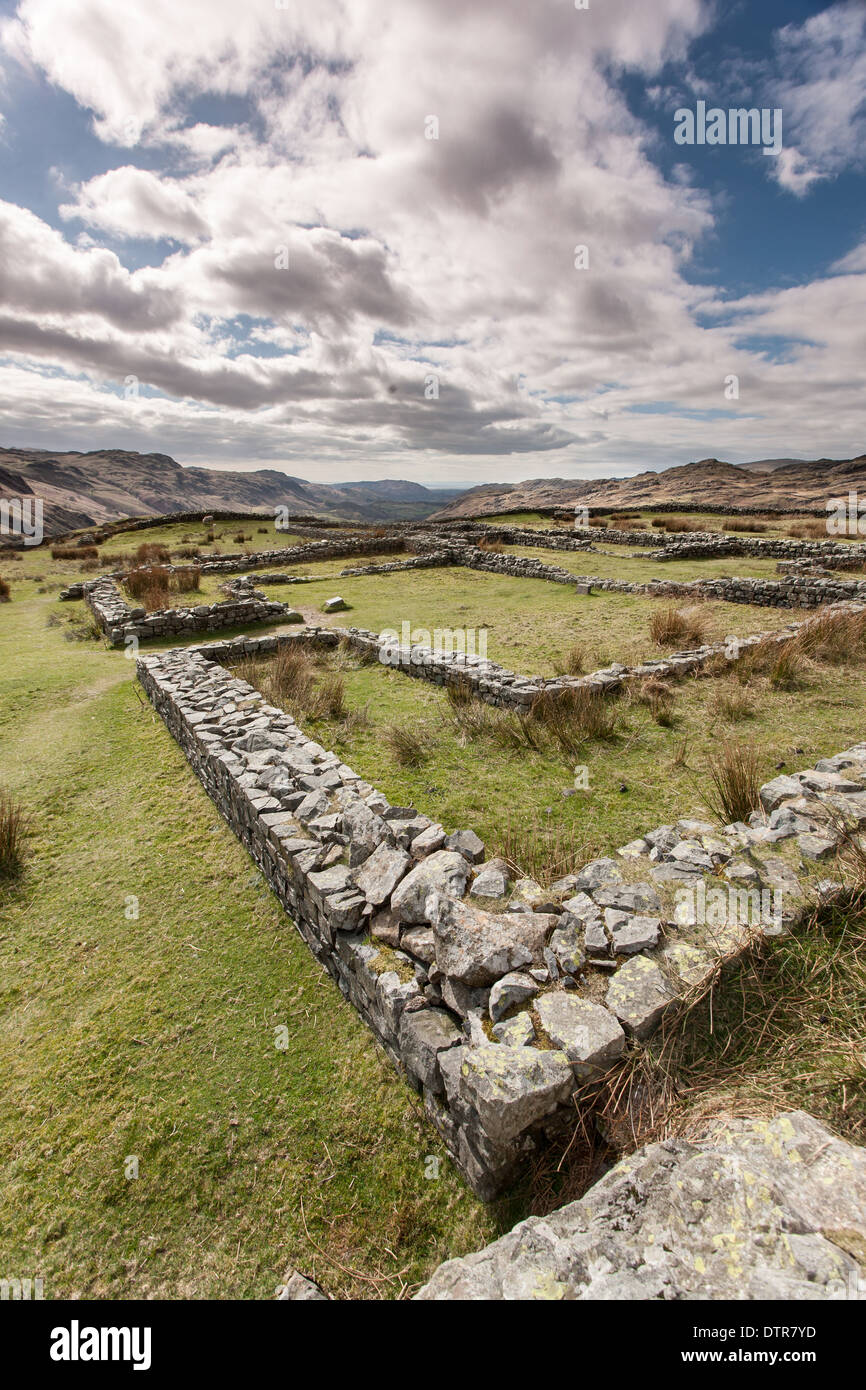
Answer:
[
  {"xmin": 350, "ymin": 841, "xmax": 411, "ymax": 905},
  {"xmin": 416, "ymin": 1111, "xmax": 866, "ymax": 1300},
  {"xmin": 492, "ymin": 1013, "xmax": 535, "ymax": 1046},
  {"xmin": 611, "ymin": 914, "xmax": 661, "ymax": 956}
]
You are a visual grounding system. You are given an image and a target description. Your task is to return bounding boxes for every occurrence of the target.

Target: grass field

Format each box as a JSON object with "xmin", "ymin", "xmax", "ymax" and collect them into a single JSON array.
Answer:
[
  {"xmin": 2, "ymin": 527, "xmax": 864, "ymax": 1300},
  {"xmin": 230, "ymin": 643, "xmax": 866, "ymax": 875},
  {"xmin": 0, "ymin": 550, "xmax": 505, "ymax": 1300},
  {"xmin": 246, "ymin": 565, "xmax": 808, "ymax": 676}
]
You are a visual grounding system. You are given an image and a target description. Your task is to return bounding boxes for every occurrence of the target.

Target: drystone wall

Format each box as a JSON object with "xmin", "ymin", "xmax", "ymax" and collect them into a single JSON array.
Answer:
[
  {"xmin": 81, "ymin": 575, "xmax": 286, "ymax": 647},
  {"xmin": 198, "ymin": 535, "xmax": 408, "ymax": 575},
  {"xmin": 176, "ymin": 599, "xmax": 865, "ymax": 713},
  {"xmin": 137, "ymin": 639, "xmax": 866, "ymax": 1198},
  {"xmin": 342, "ymin": 541, "xmax": 866, "ymax": 610}
]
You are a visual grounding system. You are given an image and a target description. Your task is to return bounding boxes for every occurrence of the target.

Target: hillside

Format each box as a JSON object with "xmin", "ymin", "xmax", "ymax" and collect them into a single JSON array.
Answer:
[
  {"xmin": 0, "ymin": 447, "xmax": 462, "ymax": 537},
  {"xmin": 431, "ymin": 455, "xmax": 866, "ymax": 520}
]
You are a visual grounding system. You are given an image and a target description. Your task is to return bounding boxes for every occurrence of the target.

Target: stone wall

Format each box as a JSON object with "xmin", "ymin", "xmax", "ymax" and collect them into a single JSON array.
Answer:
[
  {"xmin": 342, "ymin": 541, "xmax": 866, "ymax": 610},
  {"xmin": 137, "ymin": 638, "xmax": 866, "ymax": 1198},
  {"xmin": 177, "ymin": 599, "xmax": 865, "ymax": 713},
  {"xmin": 82, "ymin": 575, "xmax": 286, "ymax": 647},
  {"xmin": 198, "ymin": 535, "xmax": 408, "ymax": 575}
]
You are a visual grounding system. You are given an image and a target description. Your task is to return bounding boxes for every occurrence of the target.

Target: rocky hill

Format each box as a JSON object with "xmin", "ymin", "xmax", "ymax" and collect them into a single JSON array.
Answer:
[
  {"xmin": 431, "ymin": 455, "xmax": 866, "ymax": 520},
  {"xmin": 0, "ymin": 447, "xmax": 462, "ymax": 537}
]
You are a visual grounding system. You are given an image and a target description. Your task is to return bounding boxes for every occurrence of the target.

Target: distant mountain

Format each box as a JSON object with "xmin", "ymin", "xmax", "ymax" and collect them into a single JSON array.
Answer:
[
  {"xmin": 0, "ymin": 447, "xmax": 464, "ymax": 538},
  {"xmin": 431, "ymin": 455, "xmax": 866, "ymax": 520}
]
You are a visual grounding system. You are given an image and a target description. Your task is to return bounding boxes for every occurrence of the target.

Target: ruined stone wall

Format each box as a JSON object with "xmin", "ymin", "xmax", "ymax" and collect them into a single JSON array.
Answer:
[
  {"xmin": 137, "ymin": 640, "xmax": 866, "ymax": 1198},
  {"xmin": 81, "ymin": 575, "xmax": 286, "ymax": 647}
]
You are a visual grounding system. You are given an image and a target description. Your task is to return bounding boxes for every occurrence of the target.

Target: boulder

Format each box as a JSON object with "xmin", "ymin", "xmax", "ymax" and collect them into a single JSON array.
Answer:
[
  {"xmin": 429, "ymin": 895, "xmax": 555, "ymax": 987},
  {"xmin": 391, "ymin": 850, "xmax": 471, "ymax": 924},
  {"xmin": 457, "ymin": 1044, "xmax": 574, "ymax": 1144},
  {"xmin": 416, "ymin": 1111, "xmax": 866, "ymax": 1300}
]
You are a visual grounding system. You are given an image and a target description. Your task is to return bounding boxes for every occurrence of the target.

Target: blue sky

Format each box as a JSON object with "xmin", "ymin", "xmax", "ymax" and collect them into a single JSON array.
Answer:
[{"xmin": 0, "ymin": 0, "xmax": 864, "ymax": 484}]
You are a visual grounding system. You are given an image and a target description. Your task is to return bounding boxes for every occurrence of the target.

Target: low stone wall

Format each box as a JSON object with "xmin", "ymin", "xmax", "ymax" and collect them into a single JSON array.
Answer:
[
  {"xmin": 380, "ymin": 542, "xmax": 866, "ymax": 610},
  {"xmin": 198, "ymin": 535, "xmax": 407, "ymax": 575},
  {"xmin": 138, "ymin": 638, "xmax": 866, "ymax": 1198},
  {"xmin": 82, "ymin": 575, "xmax": 286, "ymax": 647},
  {"xmin": 179, "ymin": 599, "xmax": 865, "ymax": 713}
]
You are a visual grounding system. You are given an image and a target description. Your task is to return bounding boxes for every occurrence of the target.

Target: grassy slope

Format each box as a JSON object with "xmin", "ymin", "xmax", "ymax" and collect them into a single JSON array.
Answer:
[{"xmin": 0, "ymin": 557, "xmax": 499, "ymax": 1300}]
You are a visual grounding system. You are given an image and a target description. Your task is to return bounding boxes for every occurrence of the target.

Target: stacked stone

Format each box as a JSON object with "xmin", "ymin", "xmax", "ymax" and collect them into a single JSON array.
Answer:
[
  {"xmin": 138, "ymin": 641, "xmax": 866, "ymax": 1197},
  {"xmin": 183, "ymin": 600, "xmax": 864, "ymax": 713},
  {"xmin": 199, "ymin": 535, "xmax": 405, "ymax": 575},
  {"xmin": 82, "ymin": 575, "xmax": 287, "ymax": 646}
]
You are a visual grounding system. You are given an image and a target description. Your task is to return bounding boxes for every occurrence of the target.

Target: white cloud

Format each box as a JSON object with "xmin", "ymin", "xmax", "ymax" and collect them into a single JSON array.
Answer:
[
  {"xmin": 0, "ymin": 0, "xmax": 863, "ymax": 478},
  {"xmin": 770, "ymin": 1, "xmax": 866, "ymax": 195}
]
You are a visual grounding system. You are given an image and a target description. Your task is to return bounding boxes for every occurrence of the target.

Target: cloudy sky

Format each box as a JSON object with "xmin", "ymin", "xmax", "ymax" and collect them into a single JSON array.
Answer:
[{"xmin": 0, "ymin": 0, "xmax": 864, "ymax": 485}]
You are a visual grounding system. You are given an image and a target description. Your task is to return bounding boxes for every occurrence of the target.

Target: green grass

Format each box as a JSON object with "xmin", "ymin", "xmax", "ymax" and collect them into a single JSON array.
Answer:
[
  {"xmin": 234, "ymin": 645, "xmax": 866, "ymax": 884},
  {"xmin": 3, "ymin": 530, "xmax": 864, "ymax": 1299},
  {"xmin": 97, "ymin": 517, "xmax": 307, "ymax": 560},
  {"xmin": 0, "ymin": 553, "xmax": 501, "ymax": 1299},
  {"xmin": 248, "ymin": 566, "xmax": 808, "ymax": 676},
  {"xmin": 502, "ymin": 541, "xmax": 786, "ymax": 583}
]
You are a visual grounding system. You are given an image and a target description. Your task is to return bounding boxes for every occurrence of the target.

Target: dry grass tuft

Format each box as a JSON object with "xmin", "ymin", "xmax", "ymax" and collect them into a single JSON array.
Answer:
[
  {"xmin": 0, "ymin": 789, "xmax": 28, "ymax": 880},
  {"xmin": 557, "ymin": 642, "xmax": 586, "ymax": 677},
  {"xmin": 384, "ymin": 722, "xmax": 431, "ymax": 767},
  {"xmin": 169, "ymin": 566, "xmax": 201, "ymax": 595},
  {"xmin": 768, "ymin": 644, "xmax": 806, "ymax": 690},
  {"xmin": 704, "ymin": 739, "xmax": 760, "ymax": 825},
  {"xmin": 51, "ymin": 545, "xmax": 98, "ymax": 560},
  {"xmin": 649, "ymin": 605, "xmax": 708, "ymax": 647},
  {"xmin": 135, "ymin": 542, "xmax": 170, "ymax": 563},
  {"xmin": 634, "ymin": 676, "xmax": 676, "ymax": 726},
  {"xmin": 529, "ymin": 684, "xmax": 619, "ymax": 757},
  {"xmin": 0, "ymin": 575, "xmax": 10, "ymax": 602},
  {"xmin": 498, "ymin": 814, "xmax": 599, "ymax": 888}
]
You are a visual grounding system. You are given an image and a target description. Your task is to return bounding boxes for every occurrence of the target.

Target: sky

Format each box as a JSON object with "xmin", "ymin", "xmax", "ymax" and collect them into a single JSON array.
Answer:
[{"xmin": 0, "ymin": 0, "xmax": 864, "ymax": 486}]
